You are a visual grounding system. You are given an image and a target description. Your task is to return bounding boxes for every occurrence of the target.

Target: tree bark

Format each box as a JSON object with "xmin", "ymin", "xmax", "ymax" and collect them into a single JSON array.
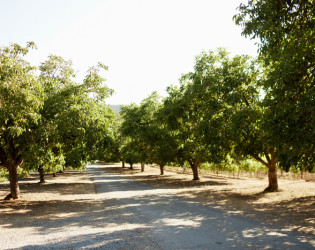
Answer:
[
  {"xmin": 129, "ymin": 163, "xmax": 133, "ymax": 170},
  {"xmin": 52, "ymin": 173, "xmax": 57, "ymax": 177},
  {"xmin": 8, "ymin": 166, "xmax": 20, "ymax": 199},
  {"xmin": 122, "ymin": 161, "xmax": 125, "ymax": 168},
  {"xmin": 1, "ymin": 144, "xmax": 23, "ymax": 199},
  {"xmin": 253, "ymin": 148, "xmax": 279, "ymax": 192},
  {"xmin": 38, "ymin": 166, "xmax": 46, "ymax": 183},
  {"xmin": 265, "ymin": 161, "xmax": 278, "ymax": 192},
  {"xmin": 141, "ymin": 162, "xmax": 145, "ymax": 172},
  {"xmin": 189, "ymin": 160, "xmax": 200, "ymax": 181},
  {"xmin": 265, "ymin": 148, "xmax": 278, "ymax": 192},
  {"xmin": 159, "ymin": 164, "xmax": 164, "ymax": 175}
]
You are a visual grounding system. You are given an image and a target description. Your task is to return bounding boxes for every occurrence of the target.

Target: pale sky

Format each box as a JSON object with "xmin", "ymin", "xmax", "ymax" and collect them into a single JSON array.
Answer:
[{"xmin": 0, "ymin": 0, "xmax": 257, "ymax": 105}]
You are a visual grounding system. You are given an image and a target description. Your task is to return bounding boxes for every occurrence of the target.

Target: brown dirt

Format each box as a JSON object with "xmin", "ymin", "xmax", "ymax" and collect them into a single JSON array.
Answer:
[
  {"xmin": 108, "ymin": 164, "xmax": 315, "ymax": 236},
  {"xmin": 0, "ymin": 164, "xmax": 314, "ymax": 236},
  {"xmin": 0, "ymin": 170, "xmax": 99, "ymax": 221}
]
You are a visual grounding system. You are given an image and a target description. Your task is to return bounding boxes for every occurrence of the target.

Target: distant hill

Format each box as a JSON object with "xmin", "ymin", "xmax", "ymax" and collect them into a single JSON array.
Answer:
[{"xmin": 110, "ymin": 105, "xmax": 122, "ymax": 113}]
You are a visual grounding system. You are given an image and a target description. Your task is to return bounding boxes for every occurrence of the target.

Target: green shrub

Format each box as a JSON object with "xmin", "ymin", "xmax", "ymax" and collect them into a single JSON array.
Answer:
[
  {"xmin": 201, "ymin": 158, "xmax": 267, "ymax": 173},
  {"xmin": 0, "ymin": 168, "xmax": 8, "ymax": 183}
]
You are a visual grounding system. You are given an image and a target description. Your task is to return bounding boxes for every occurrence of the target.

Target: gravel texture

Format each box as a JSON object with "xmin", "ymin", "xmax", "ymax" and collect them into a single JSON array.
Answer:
[{"xmin": 0, "ymin": 164, "xmax": 314, "ymax": 249}]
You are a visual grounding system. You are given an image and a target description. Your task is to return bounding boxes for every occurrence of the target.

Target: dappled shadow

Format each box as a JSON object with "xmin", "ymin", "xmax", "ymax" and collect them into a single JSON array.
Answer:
[
  {"xmin": 127, "ymin": 174, "xmax": 228, "ymax": 188},
  {"xmin": 123, "ymin": 192, "xmax": 315, "ymax": 249},
  {"xmin": 21, "ymin": 170, "xmax": 89, "ymax": 181},
  {"xmin": 264, "ymin": 196, "xmax": 315, "ymax": 234},
  {"xmin": 0, "ymin": 198, "xmax": 100, "ymax": 217},
  {"xmin": 102, "ymin": 165, "xmax": 228, "ymax": 188},
  {"xmin": 104, "ymin": 166, "xmax": 142, "ymax": 174},
  {"xmin": 2, "ymin": 191, "xmax": 314, "ymax": 249},
  {"xmin": 1, "ymin": 165, "xmax": 314, "ymax": 249},
  {"xmin": 187, "ymin": 188, "xmax": 315, "ymax": 235},
  {"xmin": 18, "ymin": 182, "xmax": 95, "ymax": 195},
  {"xmin": 0, "ymin": 170, "xmax": 94, "ymax": 199},
  {"xmin": 99, "ymin": 164, "xmax": 315, "ymax": 236},
  {"xmin": 226, "ymin": 190, "xmax": 267, "ymax": 201},
  {"xmin": 19, "ymin": 230, "xmax": 160, "ymax": 250}
]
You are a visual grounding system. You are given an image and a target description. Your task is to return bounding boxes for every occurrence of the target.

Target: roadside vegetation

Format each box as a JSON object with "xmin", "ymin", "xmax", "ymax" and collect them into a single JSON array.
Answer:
[{"xmin": 1, "ymin": 0, "xmax": 314, "ymax": 199}]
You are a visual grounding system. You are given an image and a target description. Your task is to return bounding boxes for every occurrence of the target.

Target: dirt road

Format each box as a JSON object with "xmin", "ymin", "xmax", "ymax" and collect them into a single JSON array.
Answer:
[
  {"xmin": 89, "ymin": 165, "xmax": 315, "ymax": 249},
  {"xmin": 0, "ymin": 164, "xmax": 314, "ymax": 249}
]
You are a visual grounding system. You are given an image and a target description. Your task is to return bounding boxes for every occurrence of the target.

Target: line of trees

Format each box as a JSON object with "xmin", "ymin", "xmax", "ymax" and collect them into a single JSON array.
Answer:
[
  {"xmin": 119, "ymin": 0, "xmax": 314, "ymax": 192},
  {"xmin": 0, "ymin": 43, "xmax": 118, "ymax": 199},
  {"xmin": 1, "ymin": 0, "xmax": 314, "ymax": 198}
]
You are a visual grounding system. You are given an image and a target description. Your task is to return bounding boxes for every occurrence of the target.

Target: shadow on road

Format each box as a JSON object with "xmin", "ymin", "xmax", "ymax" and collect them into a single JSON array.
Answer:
[{"xmin": 0, "ymin": 164, "xmax": 314, "ymax": 249}]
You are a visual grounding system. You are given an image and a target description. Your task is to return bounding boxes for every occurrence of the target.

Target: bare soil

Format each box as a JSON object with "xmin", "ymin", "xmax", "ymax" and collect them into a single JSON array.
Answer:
[
  {"xmin": 0, "ymin": 170, "xmax": 98, "ymax": 225},
  {"xmin": 107, "ymin": 164, "xmax": 315, "ymax": 236},
  {"xmin": 0, "ymin": 163, "xmax": 314, "ymax": 237}
]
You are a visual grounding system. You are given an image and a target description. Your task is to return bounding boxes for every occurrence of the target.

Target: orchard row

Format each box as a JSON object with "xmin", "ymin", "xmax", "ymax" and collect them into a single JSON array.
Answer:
[{"xmin": 1, "ymin": 0, "xmax": 313, "ymax": 199}]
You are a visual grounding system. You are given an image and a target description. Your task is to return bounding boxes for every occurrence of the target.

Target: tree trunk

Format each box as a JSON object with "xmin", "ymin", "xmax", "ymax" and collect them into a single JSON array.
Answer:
[
  {"xmin": 189, "ymin": 160, "xmax": 200, "ymax": 181},
  {"xmin": 265, "ymin": 149, "xmax": 278, "ymax": 192},
  {"xmin": 8, "ymin": 166, "xmax": 20, "ymax": 199},
  {"xmin": 265, "ymin": 162, "xmax": 278, "ymax": 192},
  {"xmin": 129, "ymin": 163, "xmax": 133, "ymax": 170},
  {"xmin": 1, "ymin": 145, "xmax": 23, "ymax": 200},
  {"xmin": 159, "ymin": 164, "xmax": 164, "ymax": 175},
  {"xmin": 52, "ymin": 173, "xmax": 57, "ymax": 177},
  {"xmin": 38, "ymin": 166, "xmax": 46, "ymax": 183},
  {"xmin": 141, "ymin": 162, "xmax": 145, "ymax": 172},
  {"xmin": 122, "ymin": 161, "xmax": 125, "ymax": 168},
  {"xmin": 253, "ymin": 148, "xmax": 279, "ymax": 192}
]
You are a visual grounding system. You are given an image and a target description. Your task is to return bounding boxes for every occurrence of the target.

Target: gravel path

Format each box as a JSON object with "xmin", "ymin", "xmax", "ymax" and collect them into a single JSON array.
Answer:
[{"xmin": 1, "ymin": 164, "xmax": 314, "ymax": 249}]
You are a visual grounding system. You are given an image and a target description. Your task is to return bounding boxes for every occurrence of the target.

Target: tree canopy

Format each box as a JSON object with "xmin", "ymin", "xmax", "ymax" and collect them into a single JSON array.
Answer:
[
  {"xmin": 0, "ymin": 43, "xmax": 43, "ymax": 198},
  {"xmin": 2, "ymin": 1, "xmax": 314, "ymax": 198},
  {"xmin": 234, "ymin": 0, "xmax": 315, "ymax": 172},
  {"xmin": 0, "ymin": 43, "xmax": 115, "ymax": 199}
]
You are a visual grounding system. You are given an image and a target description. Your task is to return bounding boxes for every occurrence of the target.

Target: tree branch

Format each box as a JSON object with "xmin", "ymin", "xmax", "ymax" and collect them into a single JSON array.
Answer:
[
  {"xmin": 9, "ymin": 138, "xmax": 19, "ymax": 162},
  {"xmin": 15, "ymin": 156, "xmax": 23, "ymax": 167},
  {"xmin": 252, "ymin": 154, "xmax": 269, "ymax": 168}
]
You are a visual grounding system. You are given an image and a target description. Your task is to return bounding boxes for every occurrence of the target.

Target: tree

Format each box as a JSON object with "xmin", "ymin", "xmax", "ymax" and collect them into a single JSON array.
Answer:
[
  {"xmin": 119, "ymin": 93, "xmax": 161, "ymax": 172},
  {"xmin": 234, "ymin": 0, "xmax": 315, "ymax": 174},
  {"xmin": 181, "ymin": 49, "xmax": 239, "ymax": 168},
  {"xmin": 95, "ymin": 111, "xmax": 121, "ymax": 164},
  {"xmin": 22, "ymin": 55, "xmax": 75, "ymax": 182},
  {"xmin": 39, "ymin": 57, "xmax": 114, "ymax": 171},
  {"xmin": 120, "ymin": 104, "xmax": 143, "ymax": 169},
  {"xmin": 135, "ymin": 92, "xmax": 164, "ymax": 172},
  {"xmin": 120, "ymin": 139, "xmax": 140, "ymax": 169},
  {"xmin": 0, "ymin": 45, "xmax": 115, "ymax": 199},
  {"xmin": 0, "ymin": 43, "xmax": 43, "ymax": 199},
  {"xmin": 186, "ymin": 48, "xmax": 284, "ymax": 191},
  {"xmin": 147, "ymin": 102, "xmax": 178, "ymax": 175},
  {"xmin": 160, "ymin": 83, "xmax": 210, "ymax": 181},
  {"xmin": 23, "ymin": 55, "xmax": 115, "ymax": 183}
]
